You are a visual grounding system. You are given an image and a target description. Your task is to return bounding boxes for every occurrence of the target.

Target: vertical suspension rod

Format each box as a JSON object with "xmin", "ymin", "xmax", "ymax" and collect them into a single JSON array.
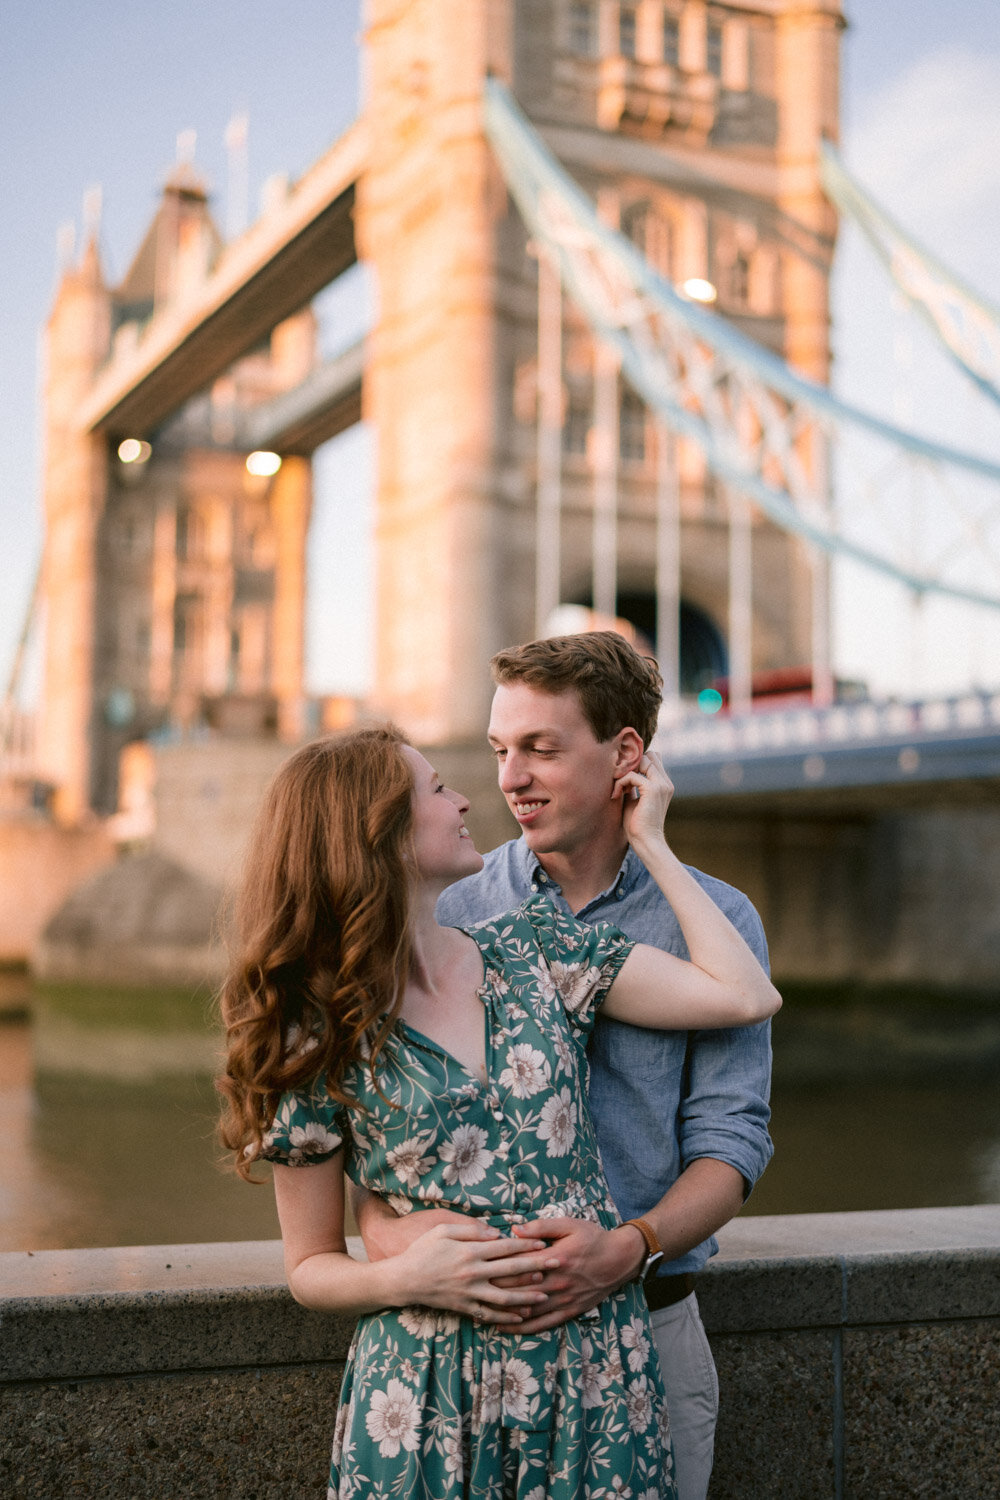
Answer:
[
  {"xmin": 591, "ymin": 187, "xmax": 619, "ymax": 621},
  {"xmin": 592, "ymin": 341, "xmax": 619, "ymax": 620},
  {"xmin": 656, "ymin": 424, "xmax": 681, "ymax": 715},
  {"xmin": 811, "ymin": 423, "xmax": 835, "ymax": 706},
  {"xmin": 728, "ymin": 486, "xmax": 753, "ymax": 716},
  {"xmin": 534, "ymin": 250, "xmax": 563, "ymax": 635}
]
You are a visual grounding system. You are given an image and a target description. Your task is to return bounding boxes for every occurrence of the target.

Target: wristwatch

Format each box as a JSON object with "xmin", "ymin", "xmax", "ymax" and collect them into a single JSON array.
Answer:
[{"xmin": 622, "ymin": 1216, "xmax": 664, "ymax": 1279}]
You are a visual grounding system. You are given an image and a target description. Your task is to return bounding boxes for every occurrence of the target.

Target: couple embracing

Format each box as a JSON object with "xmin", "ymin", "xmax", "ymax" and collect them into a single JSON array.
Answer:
[{"xmin": 219, "ymin": 630, "xmax": 777, "ymax": 1500}]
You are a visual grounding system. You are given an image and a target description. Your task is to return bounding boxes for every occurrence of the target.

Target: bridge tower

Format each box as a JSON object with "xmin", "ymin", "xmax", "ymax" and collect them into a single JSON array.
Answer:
[
  {"xmin": 359, "ymin": 0, "xmax": 842, "ymax": 741},
  {"xmin": 39, "ymin": 164, "xmax": 315, "ymax": 821}
]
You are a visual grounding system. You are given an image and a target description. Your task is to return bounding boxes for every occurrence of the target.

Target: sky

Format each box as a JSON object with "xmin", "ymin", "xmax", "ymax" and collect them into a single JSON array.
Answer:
[{"xmin": 2, "ymin": 0, "xmax": 1000, "ymax": 706}]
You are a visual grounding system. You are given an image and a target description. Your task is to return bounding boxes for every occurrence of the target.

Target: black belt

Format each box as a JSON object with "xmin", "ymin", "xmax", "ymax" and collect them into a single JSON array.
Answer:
[{"xmin": 642, "ymin": 1271, "xmax": 696, "ymax": 1311}]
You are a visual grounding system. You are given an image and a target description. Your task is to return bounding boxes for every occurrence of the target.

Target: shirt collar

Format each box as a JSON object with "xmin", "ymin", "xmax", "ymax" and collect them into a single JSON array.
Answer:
[{"xmin": 516, "ymin": 836, "xmax": 642, "ymax": 905}]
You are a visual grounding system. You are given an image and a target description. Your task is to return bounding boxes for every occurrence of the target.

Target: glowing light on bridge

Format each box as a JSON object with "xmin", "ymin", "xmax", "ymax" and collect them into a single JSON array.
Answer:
[
  {"xmin": 117, "ymin": 438, "xmax": 151, "ymax": 464},
  {"xmin": 681, "ymin": 278, "xmax": 717, "ymax": 304},
  {"xmin": 245, "ymin": 450, "xmax": 282, "ymax": 477}
]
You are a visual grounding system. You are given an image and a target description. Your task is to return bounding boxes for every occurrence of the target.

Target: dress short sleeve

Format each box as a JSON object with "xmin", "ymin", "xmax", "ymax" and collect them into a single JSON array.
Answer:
[
  {"xmin": 259, "ymin": 1074, "xmax": 347, "ymax": 1166},
  {"xmin": 518, "ymin": 893, "xmax": 634, "ymax": 1039}
]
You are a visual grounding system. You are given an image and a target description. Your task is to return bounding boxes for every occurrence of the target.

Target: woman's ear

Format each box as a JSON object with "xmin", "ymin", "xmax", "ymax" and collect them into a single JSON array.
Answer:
[{"xmin": 612, "ymin": 727, "xmax": 644, "ymax": 775}]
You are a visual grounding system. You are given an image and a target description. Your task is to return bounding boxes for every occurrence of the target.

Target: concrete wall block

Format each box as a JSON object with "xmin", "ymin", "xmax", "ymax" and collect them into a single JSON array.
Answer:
[
  {"xmin": 843, "ymin": 1321, "xmax": 1000, "ymax": 1499},
  {"xmin": 709, "ymin": 1328, "xmax": 837, "ymax": 1498},
  {"xmin": 844, "ymin": 1247, "xmax": 1000, "ymax": 1327},
  {"xmin": 0, "ymin": 1364, "xmax": 343, "ymax": 1500},
  {"xmin": 698, "ymin": 1257, "xmax": 844, "ymax": 1334}
]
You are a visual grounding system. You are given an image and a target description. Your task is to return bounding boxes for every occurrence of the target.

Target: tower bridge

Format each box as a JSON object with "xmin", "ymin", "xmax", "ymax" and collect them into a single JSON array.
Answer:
[
  {"xmin": 5, "ymin": 0, "xmax": 1000, "ymax": 985},
  {"xmin": 31, "ymin": 0, "xmax": 847, "ymax": 826}
]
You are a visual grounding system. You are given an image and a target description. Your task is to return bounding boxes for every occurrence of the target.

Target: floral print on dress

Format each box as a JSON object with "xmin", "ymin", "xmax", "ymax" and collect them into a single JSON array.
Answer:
[{"xmin": 262, "ymin": 893, "xmax": 677, "ymax": 1500}]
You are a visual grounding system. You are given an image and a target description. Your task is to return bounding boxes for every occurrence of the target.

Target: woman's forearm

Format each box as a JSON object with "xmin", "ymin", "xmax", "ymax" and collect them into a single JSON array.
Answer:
[
  {"xmin": 631, "ymin": 828, "xmax": 773, "ymax": 994},
  {"xmin": 287, "ymin": 1246, "xmax": 406, "ymax": 1314},
  {"xmin": 606, "ymin": 753, "xmax": 780, "ymax": 1028}
]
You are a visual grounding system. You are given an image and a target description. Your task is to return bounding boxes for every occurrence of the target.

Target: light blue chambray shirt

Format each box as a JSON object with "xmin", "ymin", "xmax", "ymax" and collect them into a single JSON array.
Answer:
[{"xmin": 437, "ymin": 837, "xmax": 774, "ymax": 1276}]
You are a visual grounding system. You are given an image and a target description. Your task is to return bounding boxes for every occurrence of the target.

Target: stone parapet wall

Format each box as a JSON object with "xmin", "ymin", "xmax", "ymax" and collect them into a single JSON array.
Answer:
[{"xmin": 2, "ymin": 1208, "xmax": 998, "ymax": 1498}]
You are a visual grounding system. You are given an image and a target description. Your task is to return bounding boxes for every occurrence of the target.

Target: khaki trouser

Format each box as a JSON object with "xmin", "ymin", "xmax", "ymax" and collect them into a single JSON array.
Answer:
[{"xmin": 650, "ymin": 1292, "xmax": 720, "ymax": 1500}]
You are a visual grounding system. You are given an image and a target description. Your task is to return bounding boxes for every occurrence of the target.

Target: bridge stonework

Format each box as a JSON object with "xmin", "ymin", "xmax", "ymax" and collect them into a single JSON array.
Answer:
[{"xmin": 358, "ymin": 0, "xmax": 842, "ymax": 739}]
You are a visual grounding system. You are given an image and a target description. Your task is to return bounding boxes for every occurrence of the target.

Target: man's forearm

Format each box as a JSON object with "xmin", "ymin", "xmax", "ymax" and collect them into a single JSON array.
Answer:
[{"xmin": 641, "ymin": 1157, "xmax": 746, "ymax": 1264}]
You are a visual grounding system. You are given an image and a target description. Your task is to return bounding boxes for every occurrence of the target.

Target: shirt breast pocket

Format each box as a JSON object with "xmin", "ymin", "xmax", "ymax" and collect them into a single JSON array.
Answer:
[{"xmin": 589, "ymin": 1015, "xmax": 687, "ymax": 1086}]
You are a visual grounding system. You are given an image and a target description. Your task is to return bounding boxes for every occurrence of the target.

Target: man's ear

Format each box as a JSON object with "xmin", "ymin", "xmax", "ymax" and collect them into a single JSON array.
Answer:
[{"xmin": 611, "ymin": 727, "xmax": 644, "ymax": 774}]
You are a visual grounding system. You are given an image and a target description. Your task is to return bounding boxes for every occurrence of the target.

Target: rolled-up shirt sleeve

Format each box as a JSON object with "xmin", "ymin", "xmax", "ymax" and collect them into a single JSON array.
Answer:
[
  {"xmin": 679, "ymin": 895, "xmax": 773, "ymax": 1194},
  {"xmin": 679, "ymin": 1018, "xmax": 773, "ymax": 1195}
]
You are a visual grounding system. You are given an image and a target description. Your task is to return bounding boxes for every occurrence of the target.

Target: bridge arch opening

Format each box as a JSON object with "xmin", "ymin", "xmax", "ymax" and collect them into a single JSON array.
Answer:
[{"xmin": 572, "ymin": 590, "xmax": 728, "ymax": 695}]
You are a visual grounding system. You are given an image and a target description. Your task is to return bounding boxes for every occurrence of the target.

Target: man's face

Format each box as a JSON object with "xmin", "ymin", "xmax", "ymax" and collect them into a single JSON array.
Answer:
[{"xmin": 487, "ymin": 682, "xmax": 629, "ymax": 858}]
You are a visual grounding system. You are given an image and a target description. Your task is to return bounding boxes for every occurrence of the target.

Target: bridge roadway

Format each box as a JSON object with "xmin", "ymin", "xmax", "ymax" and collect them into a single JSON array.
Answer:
[
  {"xmin": 78, "ymin": 123, "xmax": 366, "ymax": 439},
  {"xmin": 654, "ymin": 692, "xmax": 1000, "ymax": 812}
]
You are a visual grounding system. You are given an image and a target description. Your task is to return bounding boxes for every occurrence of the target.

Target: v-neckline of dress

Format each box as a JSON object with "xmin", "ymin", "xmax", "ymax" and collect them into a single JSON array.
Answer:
[{"xmin": 395, "ymin": 935, "xmax": 492, "ymax": 1086}]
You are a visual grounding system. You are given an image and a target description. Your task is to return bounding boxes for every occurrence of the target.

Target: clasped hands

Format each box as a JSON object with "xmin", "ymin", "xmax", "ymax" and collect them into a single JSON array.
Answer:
[{"xmin": 392, "ymin": 1209, "xmax": 645, "ymax": 1331}]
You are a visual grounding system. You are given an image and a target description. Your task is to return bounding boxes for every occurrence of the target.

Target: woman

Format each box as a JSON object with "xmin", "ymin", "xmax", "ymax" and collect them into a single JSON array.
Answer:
[{"xmin": 218, "ymin": 726, "xmax": 779, "ymax": 1499}]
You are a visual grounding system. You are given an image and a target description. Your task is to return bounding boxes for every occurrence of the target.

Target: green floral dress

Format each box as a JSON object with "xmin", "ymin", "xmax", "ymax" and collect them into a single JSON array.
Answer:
[{"xmin": 262, "ymin": 894, "xmax": 677, "ymax": 1500}]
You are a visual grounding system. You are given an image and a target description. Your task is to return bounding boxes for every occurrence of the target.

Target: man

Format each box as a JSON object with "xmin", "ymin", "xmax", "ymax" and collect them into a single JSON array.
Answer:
[{"xmin": 361, "ymin": 631, "xmax": 773, "ymax": 1500}]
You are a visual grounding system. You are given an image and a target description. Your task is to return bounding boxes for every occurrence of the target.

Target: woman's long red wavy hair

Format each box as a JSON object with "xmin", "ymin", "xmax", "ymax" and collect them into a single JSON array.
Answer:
[{"xmin": 217, "ymin": 725, "xmax": 414, "ymax": 1178}]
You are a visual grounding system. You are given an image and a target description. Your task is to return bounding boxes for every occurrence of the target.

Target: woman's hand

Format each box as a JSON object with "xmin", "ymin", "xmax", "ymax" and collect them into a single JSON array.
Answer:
[
  {"xmin": 613, "ymin": 750, "xmax": 674, "ymax": 855},
  {"xmin": 385, "ymin": 1220, "xmax": 560, "ymax": 1325}
]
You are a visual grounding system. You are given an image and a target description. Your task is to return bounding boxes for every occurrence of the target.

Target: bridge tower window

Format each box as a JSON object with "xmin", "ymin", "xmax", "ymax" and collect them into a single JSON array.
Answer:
[
  {"xmin": 619, "ymin": 388, "xmax": 647, "ymax": 463},
  {"xmin": 568, "ymin": 1, "xmax": 597, "ymax": 56},
  {"xmin": 622, "ymin": 200, "xmax": 673, "ymax": 278},
  {"xmin": 731, "ymin": 250, "xmax": 751, "ymax": 306},
  {"xmin": 619, "ymin": 4, "xmax": 638, "ymax": 60},
  {"xmin": 663, "ymin": 14, "xmax": 680, "ymax": 68},
  {"xmin": 172, "ymin": 594, "xmax": 201, "ymax": 667},
  {"xmin": 563, "ymin": 394, "xmax": 591, "ymax": 456},
  {"xmin": 175, "ymin": 505, "xmax": 203, "ymax": 562},
  {"xmin": 706, "ymin": 20, "xmax": 724, "ymax": 79},
  {"xmin": 228, "ymin": 626, "xmax": 241, "ymax": 690}
]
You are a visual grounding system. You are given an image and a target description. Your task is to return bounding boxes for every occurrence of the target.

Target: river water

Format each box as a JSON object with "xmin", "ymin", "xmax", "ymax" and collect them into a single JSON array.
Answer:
[{"xmin": 1, "ymin": 976, "xmax": 998, "ymax": 1253}]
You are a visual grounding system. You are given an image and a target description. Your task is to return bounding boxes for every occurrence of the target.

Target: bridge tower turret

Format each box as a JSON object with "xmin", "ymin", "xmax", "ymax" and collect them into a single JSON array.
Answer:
[
  {"xmin": 38, "ymin": 164, "xmax": 315, "ymax": 820},
  {"xmin": 40, "ymin": 232, "xmax": 112, "ymax": 824},
  {"xmin": 359, "ymin": 0, "xmax": 842, "ymax": 740}
]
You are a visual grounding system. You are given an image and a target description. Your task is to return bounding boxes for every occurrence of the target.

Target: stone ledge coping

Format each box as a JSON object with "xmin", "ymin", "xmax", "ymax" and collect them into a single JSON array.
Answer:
[
  {"xmin": 3, "ymin": 1207, "xmax": 998, "ymax": 1384},
  {"xmin": 699, "ymin": 1204, "xmax": 1000, "ymax": 1332}
]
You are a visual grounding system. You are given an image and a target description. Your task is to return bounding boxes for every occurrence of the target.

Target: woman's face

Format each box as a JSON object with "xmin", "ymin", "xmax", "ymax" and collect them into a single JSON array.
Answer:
[{"xmin": 402, "ymin": 746, "xmax": 484, "ymax": 886}]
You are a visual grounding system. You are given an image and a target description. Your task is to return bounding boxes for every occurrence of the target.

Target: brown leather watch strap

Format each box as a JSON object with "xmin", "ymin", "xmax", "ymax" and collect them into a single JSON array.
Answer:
[{"xmin": 622, "ymin": 1216, "xmax": 662, "ymax": 1259}]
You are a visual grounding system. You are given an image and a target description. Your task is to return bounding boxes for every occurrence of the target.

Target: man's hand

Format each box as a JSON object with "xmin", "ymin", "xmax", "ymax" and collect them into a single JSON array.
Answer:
[{"xmin": 503, "ymin": 1218, "xmax": 646, "ymax": 1333}]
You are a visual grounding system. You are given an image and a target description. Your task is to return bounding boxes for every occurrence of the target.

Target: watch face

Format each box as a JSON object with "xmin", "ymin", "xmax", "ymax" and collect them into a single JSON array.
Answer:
[{"xmin": 644, "ymin": 1250, "xmax": 665, "ymax": 1276}]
